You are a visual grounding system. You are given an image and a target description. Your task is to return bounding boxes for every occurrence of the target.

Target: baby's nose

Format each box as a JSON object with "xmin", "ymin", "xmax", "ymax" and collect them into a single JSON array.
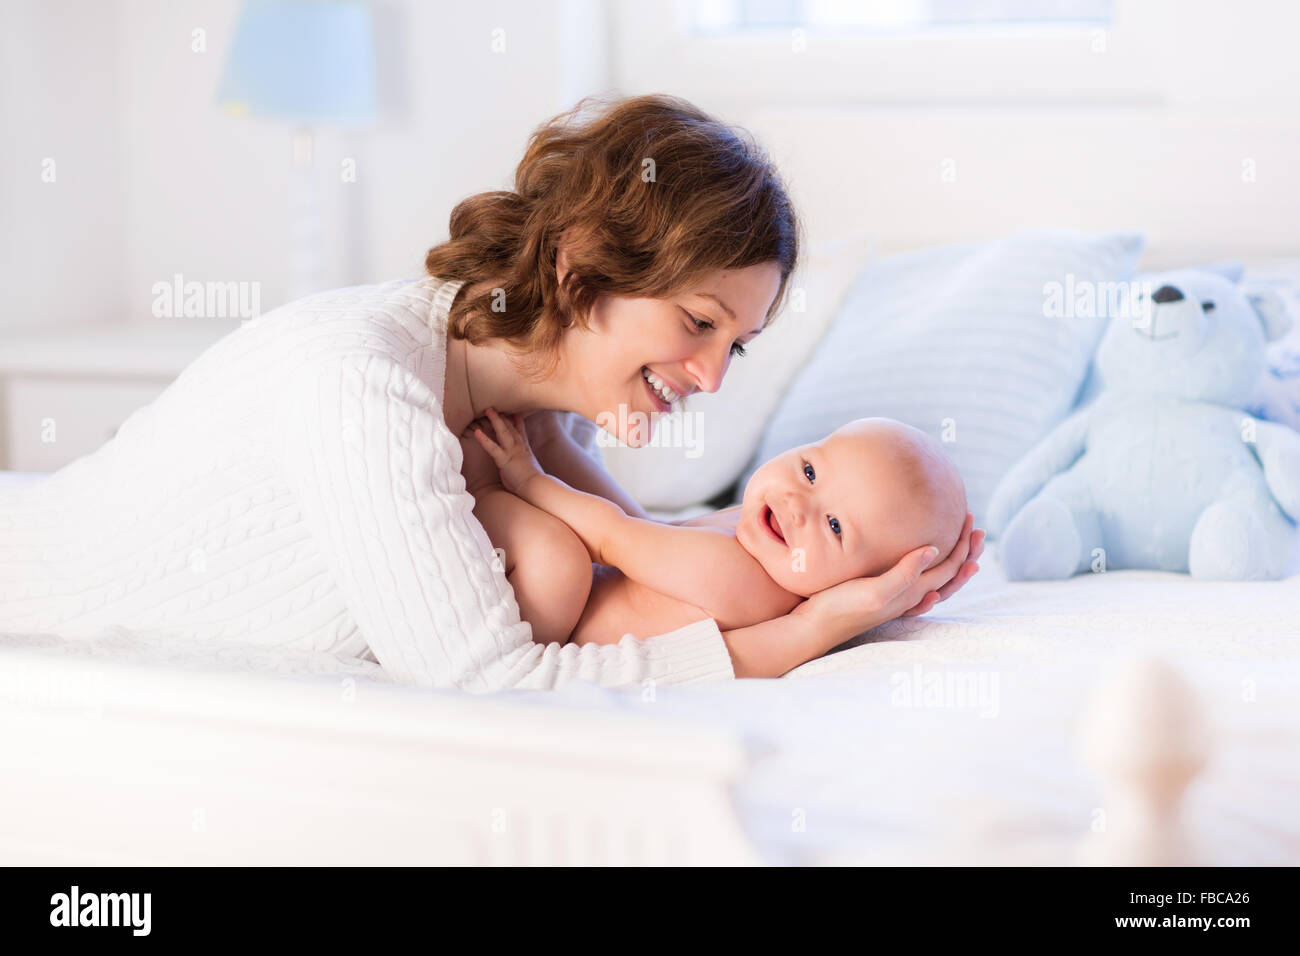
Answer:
[{"xmin": 785, "ymin": 492, "xmax": 807, "ymax": 527}]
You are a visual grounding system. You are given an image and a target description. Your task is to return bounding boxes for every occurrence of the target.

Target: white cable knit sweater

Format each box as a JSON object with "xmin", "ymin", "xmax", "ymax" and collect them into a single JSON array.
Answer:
[{"xmin": 0, "ymin": 277, "xmax": 735, "ymax": 690}]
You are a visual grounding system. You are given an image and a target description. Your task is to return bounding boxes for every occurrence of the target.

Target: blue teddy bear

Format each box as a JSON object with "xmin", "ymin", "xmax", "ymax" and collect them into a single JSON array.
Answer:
[{"xmin": 987, "ymin": 268, "xmax": 1300, "ymax": 580}]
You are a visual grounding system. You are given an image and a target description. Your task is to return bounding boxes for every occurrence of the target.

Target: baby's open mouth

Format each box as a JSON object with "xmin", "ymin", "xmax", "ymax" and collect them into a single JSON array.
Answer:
[{"xmin": 762, "ymin": 504, "xmax": 787, "ymax": 545}]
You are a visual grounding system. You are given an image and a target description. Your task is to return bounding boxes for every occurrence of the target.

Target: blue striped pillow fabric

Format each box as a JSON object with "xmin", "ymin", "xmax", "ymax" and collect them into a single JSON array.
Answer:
[{"xmin": 743, "ymin": 230, "xmax": 1146, "ymax": 527}]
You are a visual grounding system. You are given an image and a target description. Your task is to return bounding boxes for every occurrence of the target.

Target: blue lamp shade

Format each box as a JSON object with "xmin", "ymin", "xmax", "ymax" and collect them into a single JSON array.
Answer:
[{"xmin": 217, "ymin": 0, "xmax": 378, "ymax": 124}]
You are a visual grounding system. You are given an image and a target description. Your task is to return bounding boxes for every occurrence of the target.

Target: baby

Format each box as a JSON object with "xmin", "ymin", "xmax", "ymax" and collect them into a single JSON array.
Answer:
[{"xmin": 460, "ymin": 408, "xmax": 967, "ymax": 647}]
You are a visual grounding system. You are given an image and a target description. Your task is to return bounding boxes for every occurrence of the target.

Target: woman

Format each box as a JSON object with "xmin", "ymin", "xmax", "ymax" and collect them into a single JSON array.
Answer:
[{"xmin": 0, "ymin": 94, "xmax": 982, "ymax": 689}]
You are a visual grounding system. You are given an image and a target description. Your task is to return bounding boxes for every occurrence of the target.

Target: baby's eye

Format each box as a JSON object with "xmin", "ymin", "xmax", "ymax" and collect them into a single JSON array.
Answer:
[
  {"xmin": 828, "ymin": 515, "xmax": 841, "ymax": 537},
  {"xmin": 803, "ymin": 462, "xmax": 815, "ymax": 483}
]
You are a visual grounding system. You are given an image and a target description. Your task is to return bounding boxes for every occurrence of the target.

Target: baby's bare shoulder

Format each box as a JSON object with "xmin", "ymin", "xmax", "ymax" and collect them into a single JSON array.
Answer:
[
  {"xmin": 675, "ymin": 504, "xmax": 742, "ymax": 530},
  {"xmin": 687, "ymin": 530, "xmax": 799, "ymax": 626}
]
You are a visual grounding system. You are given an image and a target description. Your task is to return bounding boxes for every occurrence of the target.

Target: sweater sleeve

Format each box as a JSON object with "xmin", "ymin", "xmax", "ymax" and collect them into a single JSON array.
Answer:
[{"xmin": 274, "ymin": 351, "xmax": 736, "ymax": 692}]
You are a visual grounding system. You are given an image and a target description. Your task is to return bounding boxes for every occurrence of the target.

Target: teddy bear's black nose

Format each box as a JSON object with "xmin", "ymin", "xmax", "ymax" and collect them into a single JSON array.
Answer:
[{"xmin": 1152, "ymin": 285, "xmax": 1184, "ymax": 304}]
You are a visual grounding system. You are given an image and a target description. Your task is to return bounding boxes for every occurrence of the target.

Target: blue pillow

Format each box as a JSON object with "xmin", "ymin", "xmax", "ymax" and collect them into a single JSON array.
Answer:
[{"xmin": 742, "ymin": 230, "xmax": 1146, "ymax": 527}]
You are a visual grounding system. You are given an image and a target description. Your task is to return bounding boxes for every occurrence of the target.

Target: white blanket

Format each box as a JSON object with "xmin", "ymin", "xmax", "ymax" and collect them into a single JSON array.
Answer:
[
  {"xmin": 5, "ymin": 535, "xmax": 1298, "ymax": 864},
  {"xmin": 499, "ymin": 541, "xmax": 1300, "ymax": 864},
  {"xmin": 4, "ymin": 458, "xmax": 1299, "ymax": 865}
]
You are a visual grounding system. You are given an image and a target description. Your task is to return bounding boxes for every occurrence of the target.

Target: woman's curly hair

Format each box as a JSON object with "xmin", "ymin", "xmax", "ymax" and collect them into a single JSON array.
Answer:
[{"xmin": 424, "ymin": 93, "xmax": 801, "ymax": 378}]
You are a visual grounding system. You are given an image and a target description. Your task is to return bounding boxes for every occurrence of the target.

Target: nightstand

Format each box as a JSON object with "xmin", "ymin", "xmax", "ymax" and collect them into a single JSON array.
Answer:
[{"xmin": 0, "ymin": 319, "xmax": 240, "ymax": 472}]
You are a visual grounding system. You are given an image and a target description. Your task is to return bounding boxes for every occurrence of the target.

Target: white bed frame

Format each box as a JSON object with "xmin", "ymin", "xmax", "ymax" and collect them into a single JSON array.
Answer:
[
  {"xmin": 0, "ymin": 645, "xmax": 1204, "ymax": 866},
  {"xmin": 0, "ymin": 647, "xmax": 765, "ymax": 866}
]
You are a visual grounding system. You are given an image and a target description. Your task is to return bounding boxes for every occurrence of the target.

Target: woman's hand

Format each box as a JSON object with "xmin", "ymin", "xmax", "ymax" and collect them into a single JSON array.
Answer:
[
  {"xmin": 720, "ymin": 513, "xmax": 984, "ymax": 678},
  {"xmin": 815, "ymin": 512, "xmax": 983, "ymax": 631},
  {"xmin": 899, "ymin": 512, "xmax": 985, "ymax": 617},
  {"xmin": 470, "ymin": 407, "xmax": 544, "ymax": 496}
]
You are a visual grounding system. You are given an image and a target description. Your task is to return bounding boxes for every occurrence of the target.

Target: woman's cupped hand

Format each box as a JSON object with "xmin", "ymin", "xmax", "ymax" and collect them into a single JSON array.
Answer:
[{"xmin": 795, "ymin": 512, "xmax": 985, "ymax": 649}]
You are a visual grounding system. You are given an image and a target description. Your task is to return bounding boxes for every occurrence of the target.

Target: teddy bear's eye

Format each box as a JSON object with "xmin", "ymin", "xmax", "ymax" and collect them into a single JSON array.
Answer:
[{"xmin": 1201, "ymin": 301, "xmax": 1215, "ymax": 312}]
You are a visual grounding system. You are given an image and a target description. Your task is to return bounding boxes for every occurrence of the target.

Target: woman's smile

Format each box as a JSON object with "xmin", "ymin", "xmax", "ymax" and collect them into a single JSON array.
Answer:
[
  {"xmin": 640, "ymin": 366, "xmax": 673, "ymax": 413},
  {"xmin": 640, "ymin": 366, "xmax": 681, "ymax": 413}
]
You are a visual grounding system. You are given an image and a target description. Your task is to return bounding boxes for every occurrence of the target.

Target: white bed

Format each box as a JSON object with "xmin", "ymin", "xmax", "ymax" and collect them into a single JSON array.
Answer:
[{"xmin": 3, "ymin": 462, "xmax": 1297, "ymax": 866}]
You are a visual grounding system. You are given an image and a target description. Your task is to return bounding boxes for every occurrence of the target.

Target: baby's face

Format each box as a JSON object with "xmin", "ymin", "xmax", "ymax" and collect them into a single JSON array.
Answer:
[{"xmin": 736, "ymin": 418, "xmax": 964, "ymax": 597}]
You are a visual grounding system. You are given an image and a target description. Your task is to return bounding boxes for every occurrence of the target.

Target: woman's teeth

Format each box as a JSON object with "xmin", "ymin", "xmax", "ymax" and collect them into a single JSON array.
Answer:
[{"xmin": 641, "ymin": 367, "xmax": 679, "ymax": 406}]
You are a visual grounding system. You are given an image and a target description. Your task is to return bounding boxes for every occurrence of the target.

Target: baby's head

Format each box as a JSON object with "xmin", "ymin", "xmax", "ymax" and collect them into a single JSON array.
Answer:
[{"xmin": 736, "ymin": 418, "xmax": 967, "ymax": 597}]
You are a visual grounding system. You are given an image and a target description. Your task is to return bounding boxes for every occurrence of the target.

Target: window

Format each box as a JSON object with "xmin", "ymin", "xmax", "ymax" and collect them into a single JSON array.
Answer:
[
  {"xmin": 690, "ymin": 0, "xmax": 1114, "ymax": 35},
  {"xmin": 613, "ymin": 0, "xmax": 1161, "ymax": 106}
]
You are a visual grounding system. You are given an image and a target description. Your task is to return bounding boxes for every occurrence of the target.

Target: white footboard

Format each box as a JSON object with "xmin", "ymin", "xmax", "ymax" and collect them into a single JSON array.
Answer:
[{"xmin": 0, "ymin": 649, "xmax": 762, "ymax": 866}]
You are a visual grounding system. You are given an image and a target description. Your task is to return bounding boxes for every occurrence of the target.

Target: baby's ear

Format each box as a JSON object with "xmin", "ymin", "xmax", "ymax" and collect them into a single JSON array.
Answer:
[{"xmin": 1247, "ymin": 289, "xmax": 1292, "ymax": 343}]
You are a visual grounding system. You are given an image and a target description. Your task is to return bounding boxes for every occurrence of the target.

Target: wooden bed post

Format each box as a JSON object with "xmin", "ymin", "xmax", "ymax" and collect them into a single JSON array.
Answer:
[{"xmin": 1076, "ymin": 655, "xmax": 1211, "ymax": 866}]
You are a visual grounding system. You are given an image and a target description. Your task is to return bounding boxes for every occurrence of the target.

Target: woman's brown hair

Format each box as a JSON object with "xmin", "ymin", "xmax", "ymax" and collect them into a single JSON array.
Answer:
[{"xmin": 424, "ymin": 93, "xmax": 801, "ymax": 376}]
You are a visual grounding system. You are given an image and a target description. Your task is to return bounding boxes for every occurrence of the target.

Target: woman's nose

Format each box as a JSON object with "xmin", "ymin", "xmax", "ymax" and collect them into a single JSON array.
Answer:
[{"xmin": 684, "ymin": 341, "xmax": 732, "ymax": 394}]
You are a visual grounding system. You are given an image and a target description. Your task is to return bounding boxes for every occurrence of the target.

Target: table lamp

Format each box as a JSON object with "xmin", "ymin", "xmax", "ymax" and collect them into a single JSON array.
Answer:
[{"xmin": 217, "ymin": 0, "xmax": 378, "ymax": 300}]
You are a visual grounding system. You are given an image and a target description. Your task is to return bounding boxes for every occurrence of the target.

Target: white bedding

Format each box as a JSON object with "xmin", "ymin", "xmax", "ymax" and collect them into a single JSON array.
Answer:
[
  {"xmin": 497, "ymin": 535, "xmax": 1300, "ymax": 864},
  {"xmin": 3, "ymin": 458, "xmax": 1297, "ymax": 864}
]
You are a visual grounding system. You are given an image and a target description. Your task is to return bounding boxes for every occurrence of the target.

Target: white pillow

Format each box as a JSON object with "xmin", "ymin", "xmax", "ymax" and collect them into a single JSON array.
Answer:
[
  {"xmin": 744, "ymin": 230, "xmax": 1147, "ymax": 527},
  {"xmin": 598, "ymin": 235, "xmax": 878, "ymax": 509}
]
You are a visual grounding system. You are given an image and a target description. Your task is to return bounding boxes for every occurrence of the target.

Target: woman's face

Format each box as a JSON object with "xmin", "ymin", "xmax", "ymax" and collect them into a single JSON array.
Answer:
[{"xmin": 556, "ymin": 260, "xmax": 783, "ymax": 445}]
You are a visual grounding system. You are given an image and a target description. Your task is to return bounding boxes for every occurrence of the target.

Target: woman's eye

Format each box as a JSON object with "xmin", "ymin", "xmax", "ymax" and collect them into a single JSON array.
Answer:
[
  {"xmin": 730, "ymin": 342, "xmax": 747, "ymax": 358},
  {"xmin": 686, "ymin": 311, "xmax": 713, "ymax": 333},
  {"xmin": 803, "ymin": 462, "xmax": 815, "ymax": 483},
  {"xmin": 828, "ymin": 516, "xmax": 841, "ymax": 537}
]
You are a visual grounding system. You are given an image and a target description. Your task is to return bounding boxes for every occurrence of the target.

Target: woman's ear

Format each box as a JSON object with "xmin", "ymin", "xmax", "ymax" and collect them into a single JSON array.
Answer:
[
  {"xmin": 554, "ymin": 234, "xmax": 572, "ymax": 287},
  {"xmin": 552, "ymin": 238, "xmax": 576, "ymax": 329}
]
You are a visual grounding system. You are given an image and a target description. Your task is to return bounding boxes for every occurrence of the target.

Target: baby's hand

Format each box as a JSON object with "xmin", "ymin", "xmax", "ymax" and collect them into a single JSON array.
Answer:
[{"xmin": 470, "ymin": 407, "xmax": 544, "ymax": 496}]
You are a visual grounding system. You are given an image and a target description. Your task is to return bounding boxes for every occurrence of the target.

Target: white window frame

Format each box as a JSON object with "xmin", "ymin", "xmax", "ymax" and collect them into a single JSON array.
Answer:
[{"xmin": 611, "ymin": 0, "xmax": 1176, "ymax": 106}]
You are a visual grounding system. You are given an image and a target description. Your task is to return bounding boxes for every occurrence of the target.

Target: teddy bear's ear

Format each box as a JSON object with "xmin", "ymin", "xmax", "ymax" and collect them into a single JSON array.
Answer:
[
  {"xmin": 1110, "ymin": 231, "xmax": 1147, "ymax": 260},
  {"xmin": 1247, "ymin": 289, "xmax": 1292, "ymax": 342},
  {"xmin": 1199, "ymin": 260, "xmax": 1246, "ymax": 283}
]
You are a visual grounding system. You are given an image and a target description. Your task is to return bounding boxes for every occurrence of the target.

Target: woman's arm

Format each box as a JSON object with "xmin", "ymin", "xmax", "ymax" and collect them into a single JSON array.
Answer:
[
  {"xmin": 523, "ymin": 410, "xmax": 652, "ymax": 520},
  {"xmin": 276, "ymin": 353, "xmax": 735, "ymax": 691}
]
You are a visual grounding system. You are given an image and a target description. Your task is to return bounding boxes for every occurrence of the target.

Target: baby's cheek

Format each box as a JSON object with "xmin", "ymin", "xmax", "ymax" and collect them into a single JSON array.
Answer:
[
  {"xmin": 798, "ymin": 549, "xmax": 843, "ymax": 592},
  {"xmin": 857, "ymin": 549, "xmax": 894, "ymax": 581}
]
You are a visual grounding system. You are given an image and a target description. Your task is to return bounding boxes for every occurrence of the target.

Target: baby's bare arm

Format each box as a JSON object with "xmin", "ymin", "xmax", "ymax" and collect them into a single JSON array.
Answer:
[
  {"xmin": 532, "ymin": 474, "xmax": 772, "ymax": 623},
  {"xmin": 518, "ymin": 472, "xmax": 624, "ymax": 564},
  {"xmin": 472, "ymin": 408, "xmax": 764, "ymax": 620}
]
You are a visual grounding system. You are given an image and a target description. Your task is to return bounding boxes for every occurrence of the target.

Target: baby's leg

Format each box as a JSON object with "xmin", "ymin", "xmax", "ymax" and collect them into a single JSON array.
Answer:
[{"xmin": 470, "ymin": 486, "xmax": 593, "ymax": 645}]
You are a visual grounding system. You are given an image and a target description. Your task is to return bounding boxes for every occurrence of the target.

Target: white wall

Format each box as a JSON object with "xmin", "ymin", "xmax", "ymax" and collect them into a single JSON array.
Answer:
[
  {"xmin": 740, "ymin": 104, "xmax": 1300, "ymax": 269},
  {"xmin": 4, "ymin": 0, "xmax": 1298, "ymax": 335},
  {"xmin": 614, "ymin": 0, "xmax": 1300, "ymax": 266},
  {"xmin": 1, "ymin": 0, "xmax": 613, "ymax": 330},
  {"xmin": 0, "ymin": 0, "xmax": 127, "ymax": 331}
]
